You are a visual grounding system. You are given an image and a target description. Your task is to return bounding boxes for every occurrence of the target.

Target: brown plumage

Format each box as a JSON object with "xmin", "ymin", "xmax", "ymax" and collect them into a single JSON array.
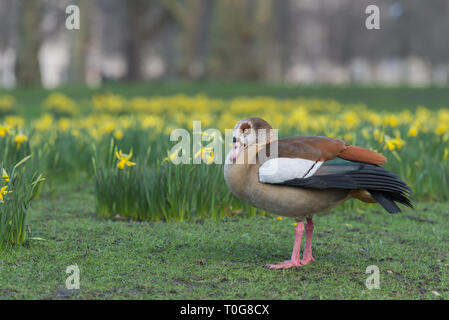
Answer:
[
  {"xmin": 272, "ymin": 136, "xmax": 386, "ymax": 166},
  {"xmin": 339, "ymin": 145, "xmax": 387, "ymax": 166}
]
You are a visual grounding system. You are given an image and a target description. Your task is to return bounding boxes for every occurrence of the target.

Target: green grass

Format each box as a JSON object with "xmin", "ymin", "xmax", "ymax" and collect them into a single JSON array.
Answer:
[
  {"xmin": 0, "ymin": 182, "xmax": 447, "ymax": 299},
  {"xmin": 2, "ymin": 82, "xmax": 448, "ymax": 119}
]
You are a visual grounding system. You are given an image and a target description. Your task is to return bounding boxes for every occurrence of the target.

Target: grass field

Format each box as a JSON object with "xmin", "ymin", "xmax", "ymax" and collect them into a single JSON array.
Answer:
[
  {"xmin": 1, "ymin": 182, "xmax": 448, "ymax": 299},
  {"xmin": 0, "ymin": 83, "xmax": 448, "ymax": 299}
]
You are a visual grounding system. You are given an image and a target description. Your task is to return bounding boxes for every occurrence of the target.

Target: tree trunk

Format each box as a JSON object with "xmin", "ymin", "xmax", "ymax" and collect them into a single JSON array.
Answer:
[
  {"xmin": 274, "ymin": 0, "xmax": 292, "ymax": 80},
  {"xmin": 124, "ymin": 0, "xmax": 144, "ymax": 81},
  {"xmin": 16, "ymin": 0, "xmax": 41, "ymax": 87},
  {"xmin": 68, "ymin": 0, "xmax": 89, "ymax": 84}
]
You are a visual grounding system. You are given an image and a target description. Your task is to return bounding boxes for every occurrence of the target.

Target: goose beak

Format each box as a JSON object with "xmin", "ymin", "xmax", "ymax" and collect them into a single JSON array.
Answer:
[{"xmin": 232, "ymin": 141, "xmax": 245, "ymax": 160}]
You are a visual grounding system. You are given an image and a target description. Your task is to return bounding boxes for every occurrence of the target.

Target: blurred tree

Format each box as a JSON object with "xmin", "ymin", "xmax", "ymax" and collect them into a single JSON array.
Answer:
[
  {"xmin": 15, "ymin": 0, "xmax": 42, "ymax": 86},
  {"xmin": 162, "ymin": 0, "xmax": 206, "ymax": 79},
  {"xmin": 68, "ymin": 0, "xmax": 90, "ymax": 84},
  {"xmin": 207, "ymin": 0, "xmax": 274, "ymax": 80},
  {"xmin": 273, "ymin": 0, "xmax": 293, "ymax": 80},
  {"xmin": 124, "ymin": 0, "xmax": 170, "ymax": 81},
  {"xmin": 326, "ymin": 1, "xmax": 360, "ymax": 66},
  {"xmin": 124, "ymin": 0, "xmax": 146, "ymax": 81}
]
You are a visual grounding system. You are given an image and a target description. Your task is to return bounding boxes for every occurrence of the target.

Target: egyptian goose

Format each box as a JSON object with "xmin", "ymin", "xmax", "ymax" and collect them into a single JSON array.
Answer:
[{"xmin": 224, "ymin": 117, "xmax": 413, "ymax": 269}]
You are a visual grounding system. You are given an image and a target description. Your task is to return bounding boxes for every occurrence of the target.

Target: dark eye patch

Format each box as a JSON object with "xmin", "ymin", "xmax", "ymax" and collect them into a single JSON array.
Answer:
[{"xmin": 240, "ymin": 123, "xmax": 251, "ymax": 131}]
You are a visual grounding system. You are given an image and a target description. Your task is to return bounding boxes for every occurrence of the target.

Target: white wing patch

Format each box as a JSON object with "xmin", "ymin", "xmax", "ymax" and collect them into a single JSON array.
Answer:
[{"xmin": 259, "ymin": 158, "xmax": 323, "ymax": 184}]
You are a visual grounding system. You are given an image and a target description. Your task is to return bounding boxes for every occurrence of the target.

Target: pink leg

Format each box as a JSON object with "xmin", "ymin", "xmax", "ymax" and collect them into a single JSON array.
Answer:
[
  {"xmin": 266, "ymin": 221, "xmax": 304, "ymax": 269},
  {"xmin": 300, "ymin": 218, "xmax": 315, "ymax": 265}
]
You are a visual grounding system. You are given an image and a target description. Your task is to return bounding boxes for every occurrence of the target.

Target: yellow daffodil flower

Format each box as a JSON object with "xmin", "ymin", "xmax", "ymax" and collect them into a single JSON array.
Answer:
[
  {"xmin": 436, "ymin": 124, "xmax": 448, "ymax": 135},
  {"xmin": 58, "ymin": 118, "xmax": 71, "ymax": 131},
  {"xmin": 164, "ymin": 148, "xmax": 181, "ymax": 162},
  {"xmin": 15, "ymin": 133, "xmax": 28, "ymax": 149},
  {"xmin": 385, "ymin": 137, "xmax": 405, "ymax": 151},
  {"xmin": 0, "ymin": 185, "xmax": 12, "ymax": 202},
  {"xmin": 43, "ymin": 93, "xmax": 77, "ymax": 116},
  {"xmin": 116, "ymin": 150, "xmax": 136, "ymax": 170},
  {"xmin": 408, "ymin": 126, "xmax": 418, "ymax": 137},
  {"xmin": 114, "ymin": 130, "xmax": 124, "ymax": 140},
  {"xmin": 0, "ymin": 126, "xmax": 8, "ymax": 138},
  {"xmin": 34, "ymin": 114, "xmax": 53, "ymax": 131},
  {"xmin": 194, "ymin": 146, "xmax": 215, "ymax": 163},
  {"xmin": 2, "ymin": 169, "xmax": 9, "ymax": 182}
]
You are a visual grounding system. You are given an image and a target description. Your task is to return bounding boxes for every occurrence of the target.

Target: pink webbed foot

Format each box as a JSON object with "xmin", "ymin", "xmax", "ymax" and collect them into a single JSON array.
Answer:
[
  {"xmin": 266, "ymin": 218, "xmax": 316, "ymax": 269},
  {"xmin": 299, "ymin": 256, "xmax": 315, "ymax": 266},
  {"xmin": 265, "ymin": 221, "xmax": 305, "ymax": 269},
  {"xmin": 265, "ymin": 260, "xmax": 304, "ymax": 269}
]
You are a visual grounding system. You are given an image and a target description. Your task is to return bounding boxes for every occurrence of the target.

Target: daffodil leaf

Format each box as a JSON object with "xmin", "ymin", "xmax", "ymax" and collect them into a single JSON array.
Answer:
[{"xmin": 14, "ymin": 155, "xmax": 32, "ymax": 170}]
